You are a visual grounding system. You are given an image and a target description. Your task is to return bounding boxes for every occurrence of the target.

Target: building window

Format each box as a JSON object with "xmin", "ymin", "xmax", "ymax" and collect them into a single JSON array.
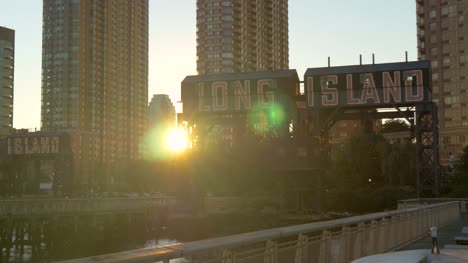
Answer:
[
  {"xmin": 221, "ymin": 52, "xmax": 233, "ymax": 58},
  {"xmin": 222, "ymin": 15, "xmax": 232, "ymax": 21},
  {"xmin": 441, "ymin": 6, "xmax": 449, "ymax": 16}
]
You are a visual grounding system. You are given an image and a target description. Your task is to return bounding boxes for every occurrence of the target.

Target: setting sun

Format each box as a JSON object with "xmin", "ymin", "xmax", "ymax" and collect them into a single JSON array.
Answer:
[{"xmin": 165, "ymin": 128, "xmax": 189, "ymax": 152}]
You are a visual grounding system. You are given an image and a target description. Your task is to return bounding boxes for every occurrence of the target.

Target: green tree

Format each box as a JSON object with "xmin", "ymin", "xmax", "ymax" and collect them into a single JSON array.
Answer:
[
  {"xmin": 443, "ymin": 146, "xmax": 468, "ymax": 197},
  {"xmin": 381, "ymin": 141, "xmax": 416, "ymax": 185},
  {"xmin": 330, "ymin": 134, "xmax": 388, "ymax": 187},
  {"xmin": 325, "ymin": 133, "xmax": 417, "ymax": 212},
  {"xmin": 380, "ymin": 119, "xmax": 410, "ymax": 133},
  {"xmin": 455, "ymin": 147, "xmax": 468, "ymax": 177}
]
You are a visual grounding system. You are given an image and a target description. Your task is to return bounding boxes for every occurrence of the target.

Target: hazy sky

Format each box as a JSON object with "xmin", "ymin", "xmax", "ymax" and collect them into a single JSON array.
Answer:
[{"xmin": 0, "ymin": 0, "xmax": 417, "ymax": 129}]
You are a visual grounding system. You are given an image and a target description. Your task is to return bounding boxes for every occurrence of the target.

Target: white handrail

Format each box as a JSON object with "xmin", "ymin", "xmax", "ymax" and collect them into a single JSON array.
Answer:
[{"xmin": 57, "ymin": 201, "xmax": 461, "ymax": 263}]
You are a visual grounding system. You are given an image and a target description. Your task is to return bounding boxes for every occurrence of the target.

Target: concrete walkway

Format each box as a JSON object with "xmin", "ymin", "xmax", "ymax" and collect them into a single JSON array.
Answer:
[
  {"xmin": 399, "ymin": 213, "xmax": 468, "ymax": 251},
  {"xmin": 354, "ymin": 249, "xmax": 468, "ymax": 263},
  {"xmin": 350, "ymin": 213, "xmax": 468, "ymax": 262}
]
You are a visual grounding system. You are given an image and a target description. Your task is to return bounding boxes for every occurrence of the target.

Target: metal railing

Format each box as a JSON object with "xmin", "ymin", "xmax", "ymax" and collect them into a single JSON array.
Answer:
[
  {"xmin": 58, "ymin": 201, "xmax": 460, "ymax": 263},
  {"xmin": 0, "ymin": 197, "xmax": 175, "ymax": 217},
  {"xmin": 398, "ymin": 198, "xmax": 468, "ymax": 212}
]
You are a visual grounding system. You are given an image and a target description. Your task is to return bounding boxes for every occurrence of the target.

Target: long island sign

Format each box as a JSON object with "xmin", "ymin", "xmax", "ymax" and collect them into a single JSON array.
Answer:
[
  {"xmin": 304, "ymin": 61, "xmax": 431, "ymax": 108},
  {"xmin": 6, "ymin": 132, "xmax": 71, "ymax": 155},
  {"xmin": 181, "ymin": 61, "xmax": 432, "ymax": 115},
  {"xmin": 181, "ymin": 70, "xmax": 300, "ymax": 115}
]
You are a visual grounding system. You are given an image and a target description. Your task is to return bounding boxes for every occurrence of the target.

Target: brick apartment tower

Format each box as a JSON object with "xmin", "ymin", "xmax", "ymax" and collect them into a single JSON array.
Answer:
[
  {"xmin": 196, "ymin": 0, "xmax": 289, "ymax": 74},
  {"xmin": 0, "ymin": 26, "xmax": 14, "ymax": 136},
  {"xmin": 417, "ymin": 0, "xmax": 468, "ymax": 164},
  {"xmin": 41, "ymin": 0, "xmax": 149, "ymax": 190}
]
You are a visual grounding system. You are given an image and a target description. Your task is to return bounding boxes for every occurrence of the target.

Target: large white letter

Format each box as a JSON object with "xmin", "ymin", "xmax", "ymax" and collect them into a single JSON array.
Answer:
[
  {"xmin": 360, "ymin": 73, "xmax": 380, "ymax": 104},
  {"xmin": 51, "ymin": 137, "xmax": 59, "ymax": 153},
  {"xmin": 14, "ymin": 138, "xmax": 22, "ymax": 154},
  {"xmin": 383, "ymin": 71, "xmax": 401, "ymax": 103},
  {"xmin": 40, "ymin": 137, "xmax": 50, "ymax": 154},
  {"xmin": 233, "ymin": 80, "xmax": 251, "ymax": 110},
  {"xmin": 212, "ymin": 81, "xmax": 228, "ymax": 111},
  {"xmin": 198, "ymin": 82, "xmax": 211, "ymax": 112},
  {"xmin": 7, "ymin": 138, "xmax": 12, "ymax": 154},
  {"xmin": 346, "ymin": 74, "xmax": 361, "ymax": 105},
  {"xmin": 405, "ymin": 70, "xmax": 424, "ymax": 102},
  {"xmin": 31, "ymin": 138, "xmax": 40, "ymax": 154},
  {"xmin": 321, "ymin": 75, "xmax": 339, "ymax": 106},
  {"xmin": 257, "ymin": 79, "xmax": 275, "ymax": 107}
]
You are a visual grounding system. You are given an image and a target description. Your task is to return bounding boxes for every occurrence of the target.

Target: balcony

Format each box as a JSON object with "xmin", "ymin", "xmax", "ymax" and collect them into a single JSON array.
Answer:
[
  {"xmin": 417, "ymin": 31, "xmax": 425, "ymax": 40},
  {"xmin": 417, "ymin": 8, "xmax": 425, "ymax": 16},
  {"xmin": 1, "ymin": 93, "xmax": 13, "ymax": 99}
]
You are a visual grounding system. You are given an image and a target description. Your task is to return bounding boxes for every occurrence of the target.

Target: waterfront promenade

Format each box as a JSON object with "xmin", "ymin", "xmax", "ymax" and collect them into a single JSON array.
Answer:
[
  {"xmin": 58, "ymin": 199, "xmax": 462, "ymax": 263},
  {"xmin": 401, "ymin": 213, "xmax": 468, "ymax": 251}
]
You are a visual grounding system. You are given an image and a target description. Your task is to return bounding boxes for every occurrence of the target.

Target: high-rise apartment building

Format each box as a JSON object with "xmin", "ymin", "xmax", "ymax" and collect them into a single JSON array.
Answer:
[
  {"xmin": 0, "ymin": 26, "xmax": 14, "ymax": 136},
  {"xmin": 148, "ymin": 94, "xmax": 176, "ymax": 128},
  {"xmin": 41, "ymin": 0, "xmax": 149, "ymax": 187},
  {"xmin": 196, "ymin": 0, "xmax": 289, "ymax": 74},
  {"xmin": 416, "ymin": 0, "xmax": 468, "ymax": 164}
]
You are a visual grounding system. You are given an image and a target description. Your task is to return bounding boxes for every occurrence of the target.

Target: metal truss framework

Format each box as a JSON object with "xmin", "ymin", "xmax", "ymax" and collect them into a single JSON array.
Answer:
[{"xmin": 299, "ymin": 102, "xmax": 440, "ymax": 198}]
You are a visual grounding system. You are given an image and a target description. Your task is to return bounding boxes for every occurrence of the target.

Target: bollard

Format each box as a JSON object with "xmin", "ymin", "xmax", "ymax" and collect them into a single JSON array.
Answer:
[{"xmin": 431, "ymin": 226, "xmax": 440, "ymax": 254}]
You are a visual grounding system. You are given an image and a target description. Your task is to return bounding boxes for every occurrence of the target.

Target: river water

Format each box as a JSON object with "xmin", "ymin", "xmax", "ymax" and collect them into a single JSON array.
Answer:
[
  {"xmin": 2, "ymin": 213, "xmax": 329, "ymax": 262},
  {"xmin": 4, "ymin": 236, "xmax": 181, "ymax": 262}
]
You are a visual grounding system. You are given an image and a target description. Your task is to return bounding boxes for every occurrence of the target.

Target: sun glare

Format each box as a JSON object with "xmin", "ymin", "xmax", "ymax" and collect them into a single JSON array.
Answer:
[{"xmin": 165, "ymin": 128, "xmax": 189, "ymax": 152}]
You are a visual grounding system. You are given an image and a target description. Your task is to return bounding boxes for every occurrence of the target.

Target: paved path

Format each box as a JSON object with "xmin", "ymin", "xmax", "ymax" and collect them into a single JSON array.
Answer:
[
  {"xmin": 400, "ymin": 213, "xmax": 468, "ymax": 251},
  {"xmin": 352, "ymin": 213, "xmax": 468, "ymax": 262}
]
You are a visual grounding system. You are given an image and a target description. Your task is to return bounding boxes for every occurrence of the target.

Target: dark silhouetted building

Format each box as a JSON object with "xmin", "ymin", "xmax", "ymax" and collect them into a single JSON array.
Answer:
[
  {"xmin": 147, "ymin": 94, "xmax": 176, "ymax": 159},
  {"xmin": 149, "ymin": 94, "xmax": 176, "ymax": 128}
]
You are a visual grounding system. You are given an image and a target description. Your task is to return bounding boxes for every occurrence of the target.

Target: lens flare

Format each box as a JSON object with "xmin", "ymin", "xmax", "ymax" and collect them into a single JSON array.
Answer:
[
  {"xmin": 247, "ymin": 104, "xmax": 286, "ymax": 135},
  {"xmin": 165, "ymin": 128, "xmax": 188, "ymax": 152}
]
